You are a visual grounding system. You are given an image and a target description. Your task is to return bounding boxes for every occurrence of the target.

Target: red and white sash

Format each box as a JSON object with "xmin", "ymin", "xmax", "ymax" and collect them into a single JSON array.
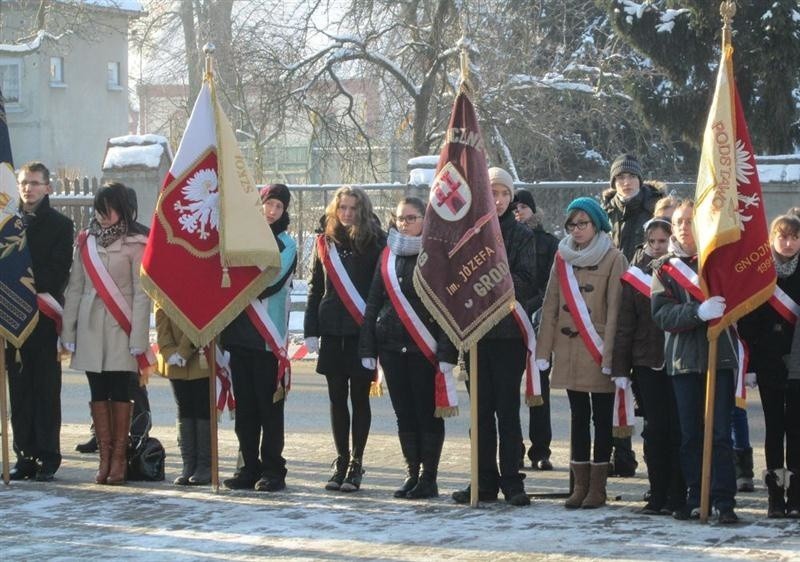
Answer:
[
  {"xmin": 660, "ymin": 257, "xmax": 748, "ymax": 404},
  {"xmin": 509, "ymin": 301, "xmax": 543, "ymax": 407},
  {"xmin": 245, "ymin": 295, "xmax": 292, "ymax": 402},
  {"xmin": 621, "ymin": 265, "xmax": 652, "ymax": 298},
  {"xmin": 556, "ymin": 254, "xmax": 603, "ymax": 365},
  {"xmin": 78, "ymin": 231, "xmax": 156, "ymax": 374},
  {"xmin": 613, "ymin": 384, "xmax": 636, "ymax": 438},
  {"xmin": 317, "ymin": 235, "xmax": 366, "ymax": 325},
  {"xmin": 213, "ymin": 345, "xmax": 236, "ymax": 416},
  {"xmin": 381, "ymin": 248, "xmax": 457, "ymax": 417},
  {"xmin": 769, "ymin": 285, "xmax": 800, "ymax": 326},
  {"xmin": 37, "ymin": 293, "xmax": 63, "ymax": 335}
]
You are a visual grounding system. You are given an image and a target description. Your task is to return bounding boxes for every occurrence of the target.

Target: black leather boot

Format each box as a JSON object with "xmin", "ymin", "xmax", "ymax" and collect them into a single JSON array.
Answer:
[
  {"xmin": 765, "ymin": 469, "xmax": 787, "ymax": 518},
  {"xmin": 394, "ymin": 432, "xmax": 420, "ymax": 498},
  {"xmin": 406, "ymin": 433, "xmax": 443, "ymax": 499}
]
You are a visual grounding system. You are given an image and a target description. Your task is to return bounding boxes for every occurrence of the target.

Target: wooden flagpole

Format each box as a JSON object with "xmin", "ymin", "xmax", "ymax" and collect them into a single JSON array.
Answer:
[
  {"xmin": 0, "ymin": 336, "xmax": 9, "ymax": 485},
  {"xmin": 207, "ymin": 341, "xmax": 220, "ymax": 493},
  {"xmin": 700, "ymin": 0, "xmax": 736, "ymax": 524},
  {"xmin": 469, "ymin": 344, "xmax": 479, "ymax": 507},
  {"xmin": 699, "ymin": 336, "xmax": 719, "ymax": 523}
]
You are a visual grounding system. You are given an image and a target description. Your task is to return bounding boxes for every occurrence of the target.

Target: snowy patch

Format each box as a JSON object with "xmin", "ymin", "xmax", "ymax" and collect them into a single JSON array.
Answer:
[
  {"xmin": 103, "ymin": 144, "xmax": 165, "ymax": 170},
  {"xmin": 109, "ymin": 134, "xmax": 169, "ymax": 146},
  {"xmin": 79, "ymin": 0, "xmax": 143, "ymax": 11}
]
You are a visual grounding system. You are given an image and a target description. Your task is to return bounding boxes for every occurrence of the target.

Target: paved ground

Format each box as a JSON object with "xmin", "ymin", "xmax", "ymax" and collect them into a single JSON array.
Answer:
[{"xmin": 1, "ymin": 361, "xmax": 799, "ymax": 561}]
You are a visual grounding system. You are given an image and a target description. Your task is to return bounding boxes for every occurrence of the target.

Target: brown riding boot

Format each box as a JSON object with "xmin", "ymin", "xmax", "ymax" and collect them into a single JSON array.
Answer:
[
  {"xmin": 90, "ymin": 401, "xmax": 113, "ymax": 484},
  {"xmin": 564, "ymin": 462, "xmax": 590, "ymax": 509},
  {"xmin": 106, "ymin": 401, "xmax": 133, "ymax": 485},
  {"xmin": 581, "ymin": 462, "xmax": 609, "ymax": 508}
]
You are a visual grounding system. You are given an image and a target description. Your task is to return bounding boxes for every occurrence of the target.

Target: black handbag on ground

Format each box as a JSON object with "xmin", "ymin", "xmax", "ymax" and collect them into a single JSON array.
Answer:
[{"xmin": 127, "ymin": 412, "xmax": 166, "ymax": 481}]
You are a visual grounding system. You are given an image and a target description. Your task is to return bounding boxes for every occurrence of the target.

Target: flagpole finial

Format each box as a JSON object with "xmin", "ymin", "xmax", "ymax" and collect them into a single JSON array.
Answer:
[
  {"xmin": 457, "ymin": 36, "xmax": 473, "ymax": 95},
  {"xmin": 720, "ymin": 1, "xmax": 736, "ymax": 47},
  {"xmin": 204, "ymin": 43, "xmax": 216, "ymax": 78}
]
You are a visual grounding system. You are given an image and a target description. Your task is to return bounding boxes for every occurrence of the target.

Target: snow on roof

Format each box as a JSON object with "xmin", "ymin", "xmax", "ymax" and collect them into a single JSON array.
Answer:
[
  {"xmin": 109, "ymin": 134, "xmax": 168, "ymax": 146},
  {"xmin": 407, "ymin": 155, "xmax": 439, "ymax": 167},
  {"xmin": 103, "ymin": 144, "xmax": 165, "ymax": 170},
  {"xmin": 69, "ymin": 0, "xmax": 143, "ymax": 13}
]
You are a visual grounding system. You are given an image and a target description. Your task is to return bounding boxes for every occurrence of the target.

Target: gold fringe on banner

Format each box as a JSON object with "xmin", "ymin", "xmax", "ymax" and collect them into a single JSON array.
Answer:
[
  {"xmin": 273, "ymin": 386, "xmax": 286, "ymax": 403},
  {"xmin": 369, "ymin": 380, "xmax": 384, "ymax": 398}
]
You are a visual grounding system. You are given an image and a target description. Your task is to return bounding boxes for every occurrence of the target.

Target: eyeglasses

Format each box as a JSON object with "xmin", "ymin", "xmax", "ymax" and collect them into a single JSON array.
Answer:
[
  {"xmin": 396, "ymin": 215, "xmax": 422, "ymax": 224},
  {"xmin": 18, "ymin": 180, "xmax": 46, "ymax": 187},
  {"xmin": 565, "ymin": 220, "xmax": 592, "ymax": 232}
]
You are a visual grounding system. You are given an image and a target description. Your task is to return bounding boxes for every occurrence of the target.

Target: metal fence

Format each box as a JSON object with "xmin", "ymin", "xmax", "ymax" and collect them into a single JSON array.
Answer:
[{"xmin": 49, "ymin": 179, "xmax": 704, "ymax": 279}]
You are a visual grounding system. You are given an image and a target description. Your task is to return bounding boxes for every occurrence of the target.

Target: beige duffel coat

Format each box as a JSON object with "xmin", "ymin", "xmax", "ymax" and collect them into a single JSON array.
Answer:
[
  {"xmin": 536, "ymin": 248, "xmax": 627, "ymax": 393},
  {"xmin": 155, "ymin": 307, "xmax": 208, "ymax": 380},
  {"xmin": 62, "ymin": 233, "xmax": 151, "ymax": 373}
]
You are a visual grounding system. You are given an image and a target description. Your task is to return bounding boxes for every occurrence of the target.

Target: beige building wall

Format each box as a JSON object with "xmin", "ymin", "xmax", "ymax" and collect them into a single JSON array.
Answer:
[{"xmin": 0, "ymin": 4, "xmax": 138, "ymax": 176}]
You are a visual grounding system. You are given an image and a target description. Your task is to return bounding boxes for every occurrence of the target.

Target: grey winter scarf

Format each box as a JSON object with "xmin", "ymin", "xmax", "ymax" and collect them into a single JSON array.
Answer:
[
  {"xmin": 558, "ymin": 231, "xmax": 614, "ymax": 267},
  {"xmin": 387, "ymin": 228, "xmax": 421, "ymax": 256},
  {"xmin": 668, "ymin": 236, "xmax": 694, "ymax": 258},
  {"xmin": 774, "ymin": 249, "xmax": 799, "ymax": 279},
  {"xmin": 88, "ymin": 219, "xmax": 127, "ymax": 248}
]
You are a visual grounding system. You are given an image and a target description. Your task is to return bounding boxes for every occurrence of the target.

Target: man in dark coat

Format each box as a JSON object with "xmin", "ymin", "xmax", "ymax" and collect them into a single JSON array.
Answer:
[
  {"xmin": 5, "ymin": 161, "xmax": 74, "ymax": 481},
  {"xmin": 451, "ymin": 167, "xmax": 538, "ymax": 506},
  {"xmin": 600, "ymin": 154, "xmax": 663, "ymax": 477},
  {"xmin": 513, "ymin": 188, "xmax": 558, "ymax": 470}
]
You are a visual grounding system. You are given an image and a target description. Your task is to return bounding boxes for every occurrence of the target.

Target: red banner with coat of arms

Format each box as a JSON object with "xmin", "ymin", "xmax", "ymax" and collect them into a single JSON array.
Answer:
[
  {"xmin": 140, "ymin": 78, "xmax": 281, "ymax": 348},
  {"xmin": 413, "ymin": 91, "xmax": 513, "ymax": 349}
]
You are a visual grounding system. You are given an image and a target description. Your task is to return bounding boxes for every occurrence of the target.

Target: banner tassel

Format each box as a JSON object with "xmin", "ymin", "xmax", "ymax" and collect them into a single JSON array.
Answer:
[
  {"xmin": 221, "ymin": 266, "xmax": 231, "ymax": 288},
  {"xmin": 199, "ymin": 347, "xmax": 209, "ymax": 370},
  {"xmin": 434, "ymin": 406, "xmax": 459, "ymax": 419},
  {"xmin": 526, "ymin": 395, "xmax": 544, "ymax": 407}
]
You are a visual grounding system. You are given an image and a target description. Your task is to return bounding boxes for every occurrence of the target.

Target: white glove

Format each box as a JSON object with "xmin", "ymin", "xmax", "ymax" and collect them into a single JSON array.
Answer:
[
  {"xmin": 697, "ymin": 296, "xmax": 726, "ymax": 321},
  {"xmin": 602, "ymin": 367, "xmax": 612, "ymax": 376},
  {"xmin": 613, "ymin": 377, "xmax": 630, "ymax": 390},
  {"xmin": 62, "ymin": 342, "xmax": 75, "ymax": 353},
  {"xmin": 439, "ymin": 362, "xmax": 455, "ymax": 374},
  {"xmin": 167, "ymin": 353, "xmax": 185, "ymax": 367},
  {"xmin": 361, "ymin": 357, "xmax": 377, "ymax": 370},
  {"xmin": 304, "ymin": 337, "xmax": 319, "ymax": 354},
  {"xmin": 745, "ymin": 372, "xmax": 758, "ymax": 389},
  {"xmin": 130, "ymin": 347, "xmax": 144, "ymax": 356},
  {"xmin": 535, "ymin": 359, "xmax": 550, "ymax": 371}
]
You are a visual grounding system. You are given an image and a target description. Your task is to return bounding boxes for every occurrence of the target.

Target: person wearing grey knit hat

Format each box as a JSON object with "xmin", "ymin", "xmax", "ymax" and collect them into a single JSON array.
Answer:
[{"xmin": 609, "ymin": 154, "xmax": 643, "ymax": 198}]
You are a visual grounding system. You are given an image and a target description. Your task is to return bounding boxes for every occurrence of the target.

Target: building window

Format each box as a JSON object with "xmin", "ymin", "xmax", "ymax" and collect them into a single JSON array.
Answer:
[
  {"xmin": 50, "ymin": 56, "xmax": 65, "ymax": 85},
  {"xmin": 0, "ymin": 59, "xmax": 21, "ymax": 104},
  {"xmin": 107, "ymin": 61, "xmax": 121, "ymax": 89}
]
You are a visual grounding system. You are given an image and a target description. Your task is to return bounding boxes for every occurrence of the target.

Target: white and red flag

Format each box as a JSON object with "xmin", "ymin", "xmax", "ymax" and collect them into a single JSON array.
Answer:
[
  {"xmin": 694, "ymin": 45, "xmax": 776, "ymax": 342},
  {"xmin": 140, "ymin": 78, "xmax": 281, "ymax": 347}
]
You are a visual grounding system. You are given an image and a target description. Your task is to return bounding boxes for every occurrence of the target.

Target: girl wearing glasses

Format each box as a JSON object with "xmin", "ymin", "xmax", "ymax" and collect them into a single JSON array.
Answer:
[
  {"xmin": 304, "ymin": 185, "xmax": 386, "ymax": 492},
  {"xmin": 612, "ymin": 216, "xmax": 685, "ymax": 516},
  {"xmin": 359, "ymin": 197, "xmax": 457, "ymax": 499},
  {"xmin": 536, "ymin": 196, "xmax": 626, "ymax": 509}
]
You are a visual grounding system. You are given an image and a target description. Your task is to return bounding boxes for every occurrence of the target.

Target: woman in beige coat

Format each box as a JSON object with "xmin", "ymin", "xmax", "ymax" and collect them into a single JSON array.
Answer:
[
  {"xmin": 62, "ymin": 183, "xmax": 151, "ymax": 486},
  {"xmin": 156, "ymin": 307, "xmax": 211, "ymax": 486},
  {"xmin": 536, "ymin": 197, "xmax": 626, "ymax": 509}
]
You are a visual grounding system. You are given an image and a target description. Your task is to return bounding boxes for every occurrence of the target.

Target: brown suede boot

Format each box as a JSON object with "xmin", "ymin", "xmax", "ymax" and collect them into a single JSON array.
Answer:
[
  {"xmin": 106, "ymin": 401, "xmax": 133, "ymax": 485},
  {"xmin": 89, "ymin": 401, "xmax": 113, "ymax": 484},
  {"xmin": 564, "ymin": 462, "xmax": 590, "ymax": 509},
  {"xmin": 581, "ymin": 462, "xmax": 609, "ymax": 508}
]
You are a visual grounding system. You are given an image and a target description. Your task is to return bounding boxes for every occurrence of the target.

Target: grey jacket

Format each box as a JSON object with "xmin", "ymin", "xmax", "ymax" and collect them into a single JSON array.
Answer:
[{"xmin": 650, "ymin": 254, "xmax": 738, "ymax": 375}]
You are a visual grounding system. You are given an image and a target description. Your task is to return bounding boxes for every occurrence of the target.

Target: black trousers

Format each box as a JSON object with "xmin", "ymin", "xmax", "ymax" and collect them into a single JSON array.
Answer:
[
  {"xmin": 526, "ymin": 367, "xmax": 552, "ymax": 462},
  {"xmin": 86, "ymin": 371, "xmax": 132, "ymax": 401},
  {"xmin": 566, "ymin": 390, "xmax": 613, "ymax": 463},
  {"xmin": 466, "ymin": 339, "xmax": 526, "ymax": 496},
  {"xmin": 758, "ymin": 377, "xmax": 800, "ymax": 470},
  {"xmin": 380, "ymin": 351, "xmax": 444, "ymax": 436},
  {"xmin": 325, "ymin": 372, "xmax": 372, "ymax": 460},
  {"xmin": 635, "ymin": 366, "xmax": 685, "ymax": 510},
  {"xmin": 6, "ymin": 324, "xmax": 62, "ymax": 470},
  {"xmin": 229, "ymin": 348, "xmax": 286, "ymax": 480},
  {"xmin": 170, "ymin": 378, "xmax": 211, "ymax": 420}
]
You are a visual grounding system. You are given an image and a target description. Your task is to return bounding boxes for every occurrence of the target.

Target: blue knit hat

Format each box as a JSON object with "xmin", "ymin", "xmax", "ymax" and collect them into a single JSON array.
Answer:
[{"xmin": 566, "ymin": 197, "xmax": 611, "ymax": 233}]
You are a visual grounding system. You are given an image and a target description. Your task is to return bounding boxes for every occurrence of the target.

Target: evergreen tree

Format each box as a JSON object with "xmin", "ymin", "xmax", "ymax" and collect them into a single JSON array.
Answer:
[{"xmin": 599, "ymin": 0, "xmax": 800, "ymax": 155}]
